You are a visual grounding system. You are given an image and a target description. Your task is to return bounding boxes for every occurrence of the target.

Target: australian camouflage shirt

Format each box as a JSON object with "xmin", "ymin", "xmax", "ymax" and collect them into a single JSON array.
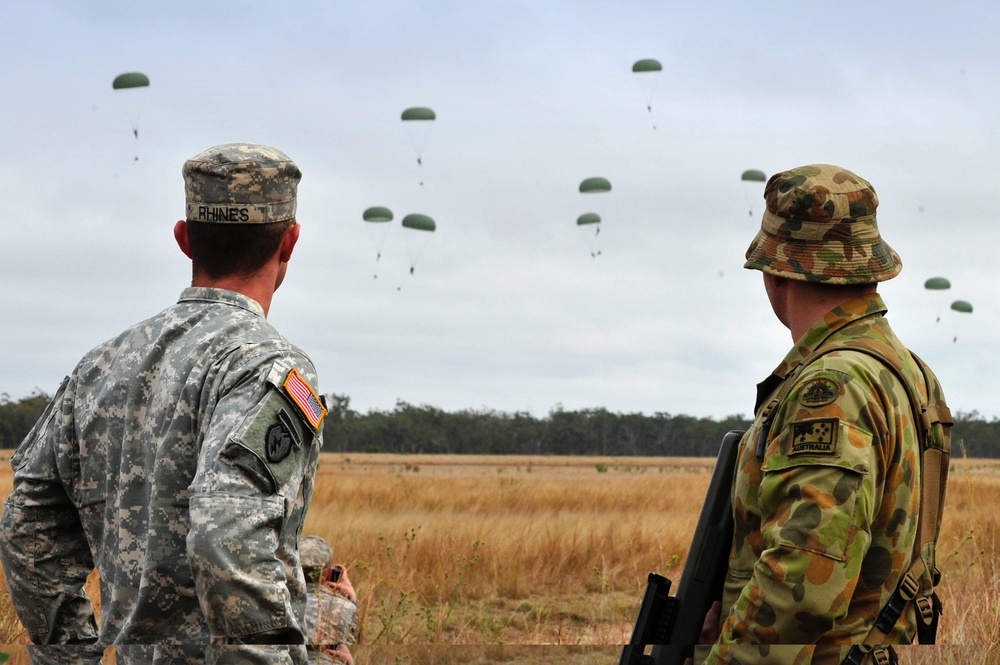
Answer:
[
  {"xmin": 703, "ymin": 293, "xmax": 930, "ymax": 664},
  {"xmin": 0, "ymin": 288, "xmax": 326, "ymax": 665}
]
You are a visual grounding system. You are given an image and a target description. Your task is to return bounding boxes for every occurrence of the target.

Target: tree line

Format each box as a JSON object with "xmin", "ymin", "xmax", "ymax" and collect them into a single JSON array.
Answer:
[
  {"xmin": 1, "ymin": 391, "xmax": 996, "ymax": 458},
  {"xmin": 321, "ymin": 395, "xmax": 753, "ymax": 456}
]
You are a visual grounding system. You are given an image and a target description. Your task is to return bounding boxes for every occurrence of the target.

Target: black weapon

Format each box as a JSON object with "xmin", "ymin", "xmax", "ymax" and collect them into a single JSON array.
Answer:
[{"xmin": 620, "ymin": 429, "xmax": 743, "ymax": 665}]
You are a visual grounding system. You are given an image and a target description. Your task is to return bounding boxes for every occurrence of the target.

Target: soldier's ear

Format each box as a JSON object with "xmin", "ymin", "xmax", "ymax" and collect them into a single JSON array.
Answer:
[
  {"xmin": 277, "ymin": 222, "xmax": 300, "ymax": 263},
  {"xmin": 174, "ymin": 220, "xmax": 193, "ymax": 259}
]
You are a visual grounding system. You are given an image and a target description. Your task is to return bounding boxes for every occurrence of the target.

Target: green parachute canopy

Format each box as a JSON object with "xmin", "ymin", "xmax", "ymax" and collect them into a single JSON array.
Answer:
[
  {"xmin": 401, "ymin": 107, "xmax": 436, "ymax": 179},
  {"xmin": 741, "ymin": 169, "xmax": 767, "ymax": 217},
  {"xmin": 578, "ymin": 213, "xmax": 602, "ymax": 257},
  {"xmin": 401, "ymin": 213, "xmax": 436, "ymax": 275},
  {"xmin": 401, "ymin": 107, "xmax": 436, "ymax": 121},
  {"xmin": 363, "ymin": 207, "xmax": 395, "ymax": 276},
  {"xmin": 631, "ymin": 58, "xmax": 663, "ymax": 73},
  {"xmin": 579, "ymin": 177, "xmax": 612, "ymax": 194},
  {"xmin": 951, "ymin": 300, "xmax": 973, "ymax": 314},
  {"xmin": 631, "ymin": 59, "xmax": 662, "ymax": 123},
  {"xmin": 112, "ymin": 72, "xmax": 149, "ymax": 90},
  {"xmin": 363, "ymin": 206, "xmax": 393, "ymax": 223},
  {"xmin": 924, "ymin": 277, "xmax": 951, "ymax": 290},
  {"xmin": 402, "ymin": 213, "xmax": 436, "ymax": 232},
  {"xmin": 924, "ymin": 277, "xmax": 952, "ymax": 324},
  {"xmin": 113, "ymin": 71, "xmax": 150, "ymax": 158}
]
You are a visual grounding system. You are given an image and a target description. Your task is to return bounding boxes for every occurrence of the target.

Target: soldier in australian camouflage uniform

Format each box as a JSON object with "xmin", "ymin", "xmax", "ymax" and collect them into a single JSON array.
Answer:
[
  {"xmin": 700, "ymin": 164, "xmax": 948, "ymax": 664},
  {"xmin": 0, "ymin": 144, "xmax": 327, "ymax": 665}
]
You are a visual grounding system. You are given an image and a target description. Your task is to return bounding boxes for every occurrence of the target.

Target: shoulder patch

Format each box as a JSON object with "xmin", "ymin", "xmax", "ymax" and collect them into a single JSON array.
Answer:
[
  {"xmin": 223, "ymin": 393, "xmax": 310, "ymax": 494},
  {"xmin": 790, "ymin": 418, "xmax": 838, "ymax": 456},
  {"xmin": 798, "ymin": 376, "xmax": 841, "ymax": 407},
  {"xmin": 283, "ymin": 368, "xmax": 328, "ymax": 431},
  {"xmin": 265, "ymin": 409, "xmax": 302, "ymax": 463}
]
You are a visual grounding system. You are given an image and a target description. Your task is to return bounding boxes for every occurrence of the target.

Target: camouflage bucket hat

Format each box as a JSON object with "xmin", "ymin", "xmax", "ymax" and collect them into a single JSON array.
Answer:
[
  {"xmin": 743, "ymin": 164, "xmax": 901, "ymax": 284},
  {"xmin": 183, "ymin": 143, "xmax": 301, "ymax": 224},
  {"xmin": 300, "ymin": 535, "xmax": 333, "ymax": 576}
]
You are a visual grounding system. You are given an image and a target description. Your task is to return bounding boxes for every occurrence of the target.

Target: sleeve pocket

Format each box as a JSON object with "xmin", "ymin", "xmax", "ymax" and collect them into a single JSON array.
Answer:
[{"xmin": 758, "ymin": 419, "xmax": 873, "ymax": 562}]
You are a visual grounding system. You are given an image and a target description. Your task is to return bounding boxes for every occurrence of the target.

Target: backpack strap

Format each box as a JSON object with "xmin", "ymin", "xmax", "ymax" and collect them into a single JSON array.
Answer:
[{"xmin": 827, "ymin": 346, "xmax": 952, "ymax": 662}]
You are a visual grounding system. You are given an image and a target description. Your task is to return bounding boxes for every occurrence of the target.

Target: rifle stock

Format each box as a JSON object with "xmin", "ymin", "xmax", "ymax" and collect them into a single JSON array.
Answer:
[{"xmin": 619, "ymin": 429, "xmax": 743, "ymax": 665}]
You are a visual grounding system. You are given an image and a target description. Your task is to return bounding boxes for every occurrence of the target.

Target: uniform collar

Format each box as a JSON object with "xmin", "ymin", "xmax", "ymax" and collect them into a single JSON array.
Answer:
[
  {"xmin": 754, "ymin": 292, "xmax": 887, "ymax": 413},
  {"xmin": 177, "ymin": 287, "xmax": 266, "ymax": 318}
]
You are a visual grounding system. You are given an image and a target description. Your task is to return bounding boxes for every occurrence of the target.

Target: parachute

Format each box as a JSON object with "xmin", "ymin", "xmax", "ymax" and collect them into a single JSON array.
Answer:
[
  {"xmin": 741, "ymin": 169, "xmax": 767, "ymax": 217},
  {"xmin": 401, "ymin": 213, "xmax": 436, "ymax": 275},
  {"xmin": 924, "ymin": 276, "xmax": 951, "ymax": 322},
  {"xmin": 112, "ymin": 72, "xmax": 149, "ymax": 91},
  {"xmin": 402, "ymin": 213, "xmax": 436, "ymax": 232},
  {"xmin": 363, "ymin": 206, "xmax": 394, "ymax": 278},
  {"xmin": 577, "ymin": 213, "xmax": 601, "ymax": 258},
  {"xmin": 631, "ymin": 58, "xmax": 662, "ymax": 128},
  {"xmin": 363, "ymin": 206, "xmax": 393, "ymax": 223},
  {"xmin": 924, "ymin": 277, "xmax": 951, "ymax": 290},
  {"xmin": 401, "ymin": 107, "xmax": 436, "ymax": 185},
  {"xmin": 578, "ymin": 178, "xmax": 611, "ymax": 257},
  {"xmin": 949, "ymin": 299, "xmax": 973, "ymax": 342},
  {"xmin": 579, "ymin": 177, "xmax": 612, "ymax": 194},
  {"xmin": 401, "ymin": 106, "xmax": 436, "ymax": 122},
  {"xmin": 112, "ymin": 72, "xmax": 150, "ymax": 161}
]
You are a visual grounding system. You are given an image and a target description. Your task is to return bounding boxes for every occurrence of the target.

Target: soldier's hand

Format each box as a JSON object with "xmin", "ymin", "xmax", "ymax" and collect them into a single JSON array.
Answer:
[
  {"xmin": 683, "ymin": 600, "xmax": 723, "ymax": 665},
  {"xmin": 325, "ymin": 564, "xmax": 357, "ymax": 603},
  {"xmin": 700, "ymin": 600, "xmax": 722, "ymax": 644},
  {"xmin": 324, "ymin": 643, "xmax": 354, "ymax": 665}
]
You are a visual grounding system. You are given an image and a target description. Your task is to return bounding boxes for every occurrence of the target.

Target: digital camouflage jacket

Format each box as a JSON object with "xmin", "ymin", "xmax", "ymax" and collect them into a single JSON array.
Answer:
[{"xmin": 0, "ymin": 288, "xmax": 325, "ymax": 665}]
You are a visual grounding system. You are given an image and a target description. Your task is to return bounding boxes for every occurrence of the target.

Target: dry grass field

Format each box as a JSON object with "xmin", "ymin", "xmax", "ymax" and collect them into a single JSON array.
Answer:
[{"xmin": 0, "ymin": 451, "xmax": 998, "ymax": 663}]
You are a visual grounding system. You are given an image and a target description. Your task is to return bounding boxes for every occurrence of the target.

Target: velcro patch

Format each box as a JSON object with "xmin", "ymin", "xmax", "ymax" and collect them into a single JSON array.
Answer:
[
  {"xmin": 799, "ymin": 377, "xmax": 840, "ymax": 407},
  {"xmin": 265, "ymin": 408, "xmax": 304, "ymax": 464},
  {"xmin": 283, "ymin": 368, "xmax": 327, "ymax": 430},
  {"xmin": 790, "ymin": 418, "xmax": 838, "ymax": 456},
  {"xmin": 223, "ymin": 391, "xmax": 309, "ymax": 494}
]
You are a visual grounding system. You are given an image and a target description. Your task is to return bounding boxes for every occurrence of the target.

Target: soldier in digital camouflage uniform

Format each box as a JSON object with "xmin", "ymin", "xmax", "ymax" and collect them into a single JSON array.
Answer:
[
  {"xmin": 300, "ymin": 536, "xmax": 357, "ymax": 665},
  {"xmin": 0, "ymin": 144, "xmax": 327, "ymax": 665},
  {"xmin": 700, "ymin": 164, "xmax": 948, "ymax": 664}
]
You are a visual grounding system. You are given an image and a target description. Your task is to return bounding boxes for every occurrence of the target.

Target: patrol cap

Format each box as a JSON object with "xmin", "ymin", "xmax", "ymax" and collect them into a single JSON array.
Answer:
[
  {"xmin": 743, "ymin": 164, "xmax": 901, "ymax": 284},
  {"xmin": 183, "ymin": 143, "xmax": 301, "ymax": 224},
  {"xmin": 300, "ymin": 535, "xmax": 333, "ymax": 579}
]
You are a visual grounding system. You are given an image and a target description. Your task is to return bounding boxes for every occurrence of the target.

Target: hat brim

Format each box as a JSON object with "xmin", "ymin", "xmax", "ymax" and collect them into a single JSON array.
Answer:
[{"xmin": 744, "ymin": 228, "xmax": 902, "ymax": 284}]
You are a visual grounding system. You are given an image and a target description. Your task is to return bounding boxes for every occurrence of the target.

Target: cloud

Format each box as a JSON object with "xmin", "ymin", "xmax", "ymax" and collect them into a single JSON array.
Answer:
[{"xmin": 2, "ymin": 0, "xmax": 997, "ymax": 420}]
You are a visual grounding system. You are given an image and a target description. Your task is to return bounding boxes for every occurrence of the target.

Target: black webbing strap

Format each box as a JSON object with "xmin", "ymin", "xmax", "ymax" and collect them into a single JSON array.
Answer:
[
  {"xmin": 915, "ymin": 592, "xmax": 942, "ymax": 645},
  {"xmin": 873, "ymin": 572, "xmax": 920, "ymax": 635},
  {"xmin": 843, "ymin": 645, "xmax": 898, "ymax": 665}
]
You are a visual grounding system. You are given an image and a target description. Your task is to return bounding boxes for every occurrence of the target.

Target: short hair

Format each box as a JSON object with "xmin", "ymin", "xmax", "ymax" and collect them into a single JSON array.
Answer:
[{"xmin": 186, "ymin": 219, "xmax": 294, "ymax": 280}]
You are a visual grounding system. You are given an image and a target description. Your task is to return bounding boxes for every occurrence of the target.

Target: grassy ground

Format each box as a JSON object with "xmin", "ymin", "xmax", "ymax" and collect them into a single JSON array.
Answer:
[{"xmin": 0, "ymin": 451, "xmax": 998, "ymax": 663}]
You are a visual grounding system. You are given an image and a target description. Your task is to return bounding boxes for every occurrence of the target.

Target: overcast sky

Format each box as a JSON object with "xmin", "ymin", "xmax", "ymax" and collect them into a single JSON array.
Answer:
[{"xmin": 1, "ymin": 0, "xmax": 997, "ymax": 422}]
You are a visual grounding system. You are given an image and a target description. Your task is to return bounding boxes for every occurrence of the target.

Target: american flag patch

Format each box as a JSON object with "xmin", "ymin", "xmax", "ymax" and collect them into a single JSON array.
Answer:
[{"xmin": 283, "ymin": 368, "xmax": 327, "ymax": 430}]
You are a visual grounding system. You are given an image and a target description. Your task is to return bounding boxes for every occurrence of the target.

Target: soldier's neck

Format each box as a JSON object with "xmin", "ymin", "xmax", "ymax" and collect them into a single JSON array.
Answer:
[{"xmin": 191, "ymin": 270, "xmax": 278, "ymax": 317}]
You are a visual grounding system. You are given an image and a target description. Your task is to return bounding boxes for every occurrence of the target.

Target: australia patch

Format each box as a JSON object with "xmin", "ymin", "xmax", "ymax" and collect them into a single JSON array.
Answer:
[
  {"xmin": 799, "ymin": 377, "xmax": 840, "ymax": 407},
  {"xmin": 790, "ymin": 418, "xmax": 838, "ymax": 456}
]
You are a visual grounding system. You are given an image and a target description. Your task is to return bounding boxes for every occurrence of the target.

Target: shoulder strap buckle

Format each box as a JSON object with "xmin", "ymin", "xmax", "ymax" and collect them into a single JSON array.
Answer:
[
  {"xmin": 871, "ymin": 646, "xmax": 898, "ymax": 665},
  {"xmin": 915, "ymin": 595, "xmax": 934, "ymax": 626},
  {"xmin": 899, "ymin": 571, "xmax": 919, "ymax": 601},
  {"xmin": 916, "ymin": 592, "xmax": 943, "ymax": 645}
]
